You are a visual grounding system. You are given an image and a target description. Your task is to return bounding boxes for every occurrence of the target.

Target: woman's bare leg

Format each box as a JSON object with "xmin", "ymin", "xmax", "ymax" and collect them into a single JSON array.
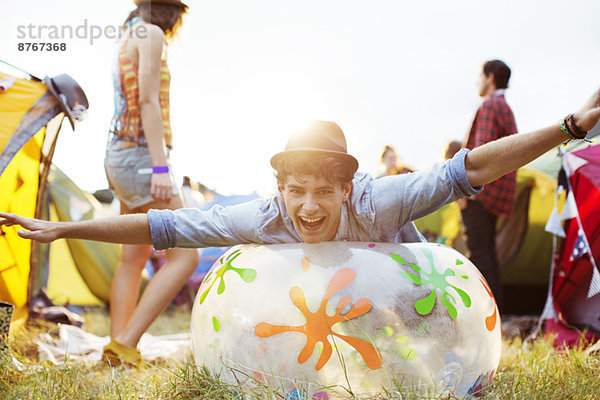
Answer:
[
  {"xmin": 109, "ymin": 201, "xmax": 153, "ymax": 337},
  {"xmin": 112, "ymin": 195, "xmax": 200, "ymax": 348},
  {"xmin": 109, "ymin": 245, "xmax": 152, "ymax": 337},
  {"xmin": 114, "ymin": 246, "xmax": 199, "ymax": 347}
]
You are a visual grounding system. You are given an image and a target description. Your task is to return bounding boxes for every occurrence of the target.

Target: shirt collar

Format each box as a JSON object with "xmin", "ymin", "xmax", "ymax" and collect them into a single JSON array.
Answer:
[
  {"xmin": 492, "ymin": 88, "xmax": 505, "ymax": 96},
  {"xmin": 333, "ymin": 203, "xmax": 349, "ymax": 242}
]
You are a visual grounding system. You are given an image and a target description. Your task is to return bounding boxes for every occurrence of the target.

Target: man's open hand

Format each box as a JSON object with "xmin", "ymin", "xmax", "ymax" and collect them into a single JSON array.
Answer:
[
  {"xmin": 574, "ymin": 88, "xmax": 600, "ymax": 132},
  {"xmin": 0, "ymin": 212, "xmax": 59, "ymax": 243}
]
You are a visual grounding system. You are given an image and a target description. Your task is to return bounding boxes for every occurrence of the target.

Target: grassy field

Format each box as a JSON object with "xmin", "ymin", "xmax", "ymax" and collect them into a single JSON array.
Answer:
[{"xmin": 2, "ymin": 308, "xmax": 599, "ymax": 399}]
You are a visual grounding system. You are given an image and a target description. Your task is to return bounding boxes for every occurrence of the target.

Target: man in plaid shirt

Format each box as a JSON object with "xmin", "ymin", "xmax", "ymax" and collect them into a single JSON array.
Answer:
[{"xmin": 462, "ymin": 59, "xmax": 517, "ymax": 310}]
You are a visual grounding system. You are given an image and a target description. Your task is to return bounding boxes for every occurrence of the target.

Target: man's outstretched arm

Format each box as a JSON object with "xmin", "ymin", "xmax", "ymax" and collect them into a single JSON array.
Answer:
[
  {"xmin": 0, "ymin": 212, "xmax": 152, "ymax": 245},
  {"xmin": 465, "ymin": 88, "xmax": 600, "ymax": 187}
]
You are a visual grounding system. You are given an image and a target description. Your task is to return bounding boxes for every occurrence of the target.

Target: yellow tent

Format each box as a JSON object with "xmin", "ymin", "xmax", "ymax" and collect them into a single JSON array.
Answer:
[
  {"xmin": 0, "ymin": 71, "xmax": 122, "ymax": 322},
  {"xmin": 0, "ymin": 72, "xmax": 63, "ymax": 322}
]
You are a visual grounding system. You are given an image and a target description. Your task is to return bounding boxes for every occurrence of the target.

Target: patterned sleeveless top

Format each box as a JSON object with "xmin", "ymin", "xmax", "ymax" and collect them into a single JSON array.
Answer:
[{"xmin": 109, "ymin": 18, "xmax": 172, "ymax": 147}]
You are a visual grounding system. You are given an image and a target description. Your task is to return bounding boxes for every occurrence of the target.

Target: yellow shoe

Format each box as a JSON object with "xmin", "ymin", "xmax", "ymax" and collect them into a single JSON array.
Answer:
[{"xmin": 102, "ymin": 339, "xmax": 142, "ymax": 368}]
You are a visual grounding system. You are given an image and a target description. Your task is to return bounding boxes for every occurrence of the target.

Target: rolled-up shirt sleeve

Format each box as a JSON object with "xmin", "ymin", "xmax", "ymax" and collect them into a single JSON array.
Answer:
[
  {"xmin": 148, "ymin": 209, "xmax": 176, "ymax": 250},
  {"xmin": 448, "ymin": 148, "xmax": 483, "ymax": 196}
]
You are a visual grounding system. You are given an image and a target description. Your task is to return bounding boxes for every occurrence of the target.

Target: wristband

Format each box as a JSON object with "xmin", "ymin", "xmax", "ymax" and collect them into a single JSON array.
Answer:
[
  {"xmin": 152, "ymin": 165, "xmax": 169, "ymax": 174},
  {"xmin": 561, "ymin": 114, "xmax": 592, "ymax": 144},
  {"xmin": 567, "ymin": 114, "xmax": 588, "ymax": 138},
  {"xmin": 560, "ymin": 119, "xmax": 576, "ymax": 143}
]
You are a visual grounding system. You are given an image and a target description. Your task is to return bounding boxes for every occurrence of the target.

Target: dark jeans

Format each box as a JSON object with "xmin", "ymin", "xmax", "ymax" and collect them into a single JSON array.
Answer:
[{"xmin": 461, "ymin": 199, "xmax": 504, "ymax": 310}]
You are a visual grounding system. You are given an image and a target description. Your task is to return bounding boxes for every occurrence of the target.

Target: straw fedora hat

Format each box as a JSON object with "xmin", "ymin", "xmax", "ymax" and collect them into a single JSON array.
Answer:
[
  {"xmin": 134, "ymin": 0, "xmax": 188, "ymax": 9},
  {"xmin": 270, "ymin": 120, "xmax": 359, "ymax": 173}
]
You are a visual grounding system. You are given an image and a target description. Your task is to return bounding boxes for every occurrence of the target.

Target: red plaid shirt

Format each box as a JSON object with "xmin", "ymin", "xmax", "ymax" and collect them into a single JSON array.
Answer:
[{"xmin": 465, "ymin": 91, "xmax": 517, "ymax": 218}]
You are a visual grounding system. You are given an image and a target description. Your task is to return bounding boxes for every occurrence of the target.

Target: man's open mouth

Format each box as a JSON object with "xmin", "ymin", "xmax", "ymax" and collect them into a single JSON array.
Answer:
[{"xmin": 299, "ymin": 216, "xmax": 325, "ymax": 230}]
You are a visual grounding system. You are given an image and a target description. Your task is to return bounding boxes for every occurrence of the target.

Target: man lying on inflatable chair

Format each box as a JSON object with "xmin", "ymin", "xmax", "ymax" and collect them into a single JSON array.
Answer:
[{"xmin": 2, "ymin": 88, "xmax": 600, "ymax": 365}]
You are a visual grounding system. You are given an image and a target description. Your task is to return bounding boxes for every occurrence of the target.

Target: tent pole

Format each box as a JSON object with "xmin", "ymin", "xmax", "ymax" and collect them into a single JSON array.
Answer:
[{"xmin": 27, "ymin": 115, "xmax": 65, "ymax": 306}]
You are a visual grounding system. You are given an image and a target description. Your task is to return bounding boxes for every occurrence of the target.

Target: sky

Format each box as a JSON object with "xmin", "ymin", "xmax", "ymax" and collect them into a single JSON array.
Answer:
[{"xmin": 2, "ymin": 0, "xmax": 599, "ymax": 195}]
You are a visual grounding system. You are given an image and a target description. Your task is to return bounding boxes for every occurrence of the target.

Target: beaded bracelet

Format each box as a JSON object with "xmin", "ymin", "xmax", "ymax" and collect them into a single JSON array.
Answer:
[
  {"xmin": 560, "ymin": 119, "xmax": 577, "ymax": 142},
  {"xmin": 561, "ymin": 114, "xmax": 591, "ymax": 144}
]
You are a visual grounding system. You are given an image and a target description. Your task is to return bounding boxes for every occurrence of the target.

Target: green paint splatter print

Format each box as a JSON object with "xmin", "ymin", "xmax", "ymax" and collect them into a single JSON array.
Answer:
[
  {"xmin": 212, "ymin": 316, "xmax": 221, "ymax": 332},
  {"xmin": 199, "ymin": 248, "xmax": 257, "ymax": 305},
  {"xmin": 198, "ymin": 248, "xmax": 257, "ymax": 333},
  {"xmin": 391, "ymin": 249, "xmax": 471, "ymax": 319}
]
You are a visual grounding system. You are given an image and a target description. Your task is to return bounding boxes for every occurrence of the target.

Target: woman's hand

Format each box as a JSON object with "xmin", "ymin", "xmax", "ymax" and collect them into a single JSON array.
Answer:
[{"xmin": 151, "ymin": 172, "xmax": 174, "ymax": 202}]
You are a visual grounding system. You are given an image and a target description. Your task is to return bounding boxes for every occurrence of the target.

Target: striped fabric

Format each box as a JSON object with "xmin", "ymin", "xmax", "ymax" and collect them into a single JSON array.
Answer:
[{"xmin": 109, "ymin": 21, "xmax": 172, "ymax": 148}]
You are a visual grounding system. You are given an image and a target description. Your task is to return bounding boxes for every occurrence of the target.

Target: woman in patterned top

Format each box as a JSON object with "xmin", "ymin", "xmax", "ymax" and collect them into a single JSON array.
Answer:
[{"xmin": 102, "ymin": 0, "xmax": 199, "ymax": 366}]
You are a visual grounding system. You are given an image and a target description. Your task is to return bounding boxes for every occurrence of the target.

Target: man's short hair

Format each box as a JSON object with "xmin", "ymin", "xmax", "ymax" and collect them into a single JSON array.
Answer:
[
  {"xmin": 273, "ymin": 153, "xmax": 355, "ymax": 187},
  {"xmin": 483, "ymin": 59, "xmax": 511, "ymax": 89}
]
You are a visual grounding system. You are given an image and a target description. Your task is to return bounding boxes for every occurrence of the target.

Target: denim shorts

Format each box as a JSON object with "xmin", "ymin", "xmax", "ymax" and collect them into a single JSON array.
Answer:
[{"xmin": 104, "ymin": 141, "xmax": 179, "ymax": 209}]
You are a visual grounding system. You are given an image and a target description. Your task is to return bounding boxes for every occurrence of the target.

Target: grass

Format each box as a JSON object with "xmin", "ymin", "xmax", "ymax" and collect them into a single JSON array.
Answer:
[{"xmin": 2, "ymin": 308, "xmax": 599, "ymax": 399}]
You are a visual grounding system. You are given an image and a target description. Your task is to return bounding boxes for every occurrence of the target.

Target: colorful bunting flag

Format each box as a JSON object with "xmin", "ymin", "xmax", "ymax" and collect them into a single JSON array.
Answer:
[
  {"xmin": 570, "ymin": 228, "xmax": 588, "ymax": 261},
  {"xmin": 560, "ymin": 191, "xmax": 578, "ymax": 221},
  {"xmin": 564, "ymin": 152, "xmax": 588, "ymax": 177},
  {"xmin": 544, "ymin": 206, "xmax": 566, "ymax": 237}
]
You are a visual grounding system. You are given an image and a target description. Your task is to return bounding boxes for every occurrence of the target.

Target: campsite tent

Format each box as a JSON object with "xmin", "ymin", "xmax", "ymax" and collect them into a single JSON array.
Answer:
[
  {"xmin": 39, "ymin": 165, "xmax": 123, "ymax": 306},
  {"xmin": 0, "ymin": 71, "xmax": 66, "ymax": 321},
  {"xmin": 415, "ymin": 166, "xmax": 559, "ymax": 314},
  {"xmin": 0, "ymin": 71, "xmax": 121, "ymax": 322},
  {"xmin": 540, "ymin": 144, "xmax": 600, "ymax": 346}
]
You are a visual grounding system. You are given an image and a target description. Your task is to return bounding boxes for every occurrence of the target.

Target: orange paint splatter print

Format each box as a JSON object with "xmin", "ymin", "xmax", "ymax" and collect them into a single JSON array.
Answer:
[
  {"xmin": 301, "ymin": 256, "xmax": 311, "ymax": 272},
  {"xmin": 479, "ymin": 276, "xmax": 498, "ymax": 331},
  {"xmin": 255, "ymin": 268, "xmax": 382, "ymax": 371}
]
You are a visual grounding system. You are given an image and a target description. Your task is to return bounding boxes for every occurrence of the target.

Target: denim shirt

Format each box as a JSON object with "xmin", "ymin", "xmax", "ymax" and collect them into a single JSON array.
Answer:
[{"xmin": 148, "ymin": 148, "xmax": 481, "ymax": 250}]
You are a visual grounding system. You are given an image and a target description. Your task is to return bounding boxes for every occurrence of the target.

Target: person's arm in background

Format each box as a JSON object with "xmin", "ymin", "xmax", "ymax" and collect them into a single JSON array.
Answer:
[
  {"xmin": 0, "ymin": 212, "xmax": 152, "ymax": 245},
  {"xmin": 136, "ymin": 24, "xmax": 173, "ymax": 203},
  {"xmin": 466, "ymin": 88, "xmax": 600, "ymax": 187}
]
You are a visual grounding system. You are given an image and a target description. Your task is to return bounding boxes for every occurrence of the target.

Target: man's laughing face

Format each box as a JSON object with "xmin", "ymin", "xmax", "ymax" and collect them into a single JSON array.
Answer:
[{"xmin": 278, "ymin": 173, "xmax": 352, "ymax": 243}]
